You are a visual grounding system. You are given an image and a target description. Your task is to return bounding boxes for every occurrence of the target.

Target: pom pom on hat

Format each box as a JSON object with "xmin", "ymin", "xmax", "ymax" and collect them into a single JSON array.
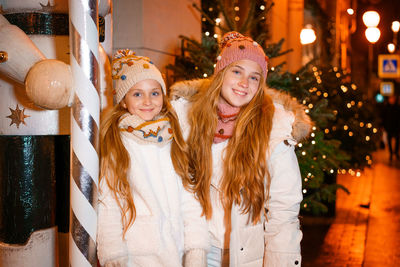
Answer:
[
  {"xmin": 112, "ymin": 49, "xmax": 166, "ymax": 104},
  {"xmin": 214, "ymin": 31, "xmax": 268, "ymax": 78}
]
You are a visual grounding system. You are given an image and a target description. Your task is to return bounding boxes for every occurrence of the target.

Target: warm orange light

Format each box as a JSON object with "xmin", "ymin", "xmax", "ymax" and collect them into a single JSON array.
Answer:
[
  {"xmin": 388, "ymin": 43, "xmax": 395, "ymax": 53},
  {"xmin": 362, "ymin": 11, "xmax": 380, "ymax": 27},
  {"xmin": 300, "ymin": 25, "xmax": 316, "ymax": 45},
  {"xmin": 392, "ymin": 21, "xmax": 400, "ymax": 33},
  {"xmin": 347, "ymin": 8, "xmax": 354, "ymax": 15},
  {"xmin": 365, "ymin": 27, "xmax": 381, "ymax": 43}
]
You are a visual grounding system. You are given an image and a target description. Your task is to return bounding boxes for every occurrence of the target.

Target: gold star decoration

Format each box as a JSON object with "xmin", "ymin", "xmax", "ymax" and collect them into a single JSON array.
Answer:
[
  {"xmin": 6, "ymin": 104, "xmax": 30, "ymax": 128},
  {"xmin": 39, "ymin": 1, "xmax": 56, "ymax": 12}
]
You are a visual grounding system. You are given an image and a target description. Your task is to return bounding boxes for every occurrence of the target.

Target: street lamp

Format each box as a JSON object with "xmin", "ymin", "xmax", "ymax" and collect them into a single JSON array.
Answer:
[
  {"xmin": 300, "ymin": 24, "xmax": 316, "ymax": 45},
  {"xmin": 362, "ymin": 11, "xmax": 380, "ymax": 27},
  {"xmin": 388, "ymin": 43, "xmax": 396, "ymax": 53},
  {"xmin": 391, "ymin": 21, "xmax": 399, "ymax": 47},
  {"xmin": 365, "ymin": 27, "xmax": 381, "ymax": 43},
  {"xmin": 363, "ymin": 10, "xmax": 381, "ymax": 99}
]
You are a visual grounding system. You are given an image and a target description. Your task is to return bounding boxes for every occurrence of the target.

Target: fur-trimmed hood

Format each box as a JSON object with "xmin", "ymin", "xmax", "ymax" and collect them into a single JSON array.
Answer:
[{"xmin": 170, "ymin": 78, "xmax": 313, "ymax": 142}]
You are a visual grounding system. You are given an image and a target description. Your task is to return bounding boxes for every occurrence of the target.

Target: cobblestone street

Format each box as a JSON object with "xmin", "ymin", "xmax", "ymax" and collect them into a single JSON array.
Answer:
[{"xmin": 302, "ymin": 149, "xmax": 400, "ymax": 266}]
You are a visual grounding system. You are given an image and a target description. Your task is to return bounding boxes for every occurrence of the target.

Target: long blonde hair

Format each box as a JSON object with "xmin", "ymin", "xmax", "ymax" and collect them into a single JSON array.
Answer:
[
  {"xmin": 100, "ymin": 94, "xmax": 189, "ymax": 235},
  {"xmin": 187, "ymin": 67, "xmax": 275, "ymax": 224}
]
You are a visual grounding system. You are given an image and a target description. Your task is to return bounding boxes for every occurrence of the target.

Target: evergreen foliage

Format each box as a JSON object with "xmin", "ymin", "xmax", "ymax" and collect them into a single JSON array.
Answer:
[{"xmin": 166, "ymin": 0, "xmax": 379, "ymax": 215}]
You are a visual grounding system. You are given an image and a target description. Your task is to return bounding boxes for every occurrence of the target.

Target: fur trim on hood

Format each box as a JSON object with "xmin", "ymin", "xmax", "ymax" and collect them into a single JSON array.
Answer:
[{"xmin": 170, "ymin": 78, "xmax": 313, "ymax": 142}]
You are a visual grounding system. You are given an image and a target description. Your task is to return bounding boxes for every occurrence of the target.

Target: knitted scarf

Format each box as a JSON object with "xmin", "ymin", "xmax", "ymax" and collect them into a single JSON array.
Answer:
[
  {"xmin": 213, "ymin": 102, "xmax": 240, "ymax": 144},
  {"xmin": 119, "ymin": 113, "xmax": 173, "ymax": 146}
]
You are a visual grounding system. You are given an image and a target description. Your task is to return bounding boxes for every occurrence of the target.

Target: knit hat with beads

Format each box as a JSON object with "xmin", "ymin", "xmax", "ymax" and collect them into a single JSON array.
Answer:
[
  {"xmin": 214, "ymin": 31, "xmax": 268, "ymax": 78},
  {"xmin": 111, "ymin": 49, "xmax": 166, "ymax": 104}
]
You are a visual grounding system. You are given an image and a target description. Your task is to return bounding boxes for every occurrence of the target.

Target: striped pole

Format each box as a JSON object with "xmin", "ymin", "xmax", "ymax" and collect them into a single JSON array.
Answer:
[{"xmin": 68, "ymin": 0, "xmax": 100, "ymax": 266}]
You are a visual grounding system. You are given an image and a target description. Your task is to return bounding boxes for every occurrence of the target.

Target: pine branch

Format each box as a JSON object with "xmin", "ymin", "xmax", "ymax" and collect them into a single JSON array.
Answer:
[
  {"xmin": 216, "ymin": 0, "xmax": 235, "ymax": 31},
  {"xmin": 191, "ymin": 3, "xmax": 230, "ymax": 33},
  {"xmin": 239, "ymin": 0, "xmax": 257, "ymax": 33}
]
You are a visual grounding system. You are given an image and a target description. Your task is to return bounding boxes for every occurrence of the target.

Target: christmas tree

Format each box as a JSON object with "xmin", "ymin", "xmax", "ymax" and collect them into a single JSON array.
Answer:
[{"xmin": 167, "ymin": 0, "xmax": 379, "ymax": 215}]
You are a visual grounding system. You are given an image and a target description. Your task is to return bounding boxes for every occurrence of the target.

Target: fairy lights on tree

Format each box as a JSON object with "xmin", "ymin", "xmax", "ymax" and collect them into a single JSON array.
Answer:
[{"xmin": 167, "ymin": 0, "xmax": 380, "ymax": 215}]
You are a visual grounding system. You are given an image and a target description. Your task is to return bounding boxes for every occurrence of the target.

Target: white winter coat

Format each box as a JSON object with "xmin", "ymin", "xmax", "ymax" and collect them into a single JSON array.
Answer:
[
  {"xmin": 97, "ymin": 130, "xmax": 209, "ymax": 266},
  {"xmin": 170, "ymin": 79, "xmax": 312, "ymax": 267}
]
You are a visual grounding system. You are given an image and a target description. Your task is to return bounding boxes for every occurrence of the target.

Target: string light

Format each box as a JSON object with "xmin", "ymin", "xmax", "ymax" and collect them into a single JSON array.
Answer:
[
  {"xmin": 234, "ymin": 16, "xmax": 240, "ymax": 21},
  {"xmin": 366, "ymin": 136, "xmax": 370, "ymax": 141},
  {"xmin": 360, "ymin": 122, "xmax": 364, "ymax": 127},
  {"xmin": 373, "ymin": 128, "xmax": 378, "ymax": 133},
  {"xmin": 349, "ymin": 131, "xmax": 353, "ymax": 136},
  {"xmin": 311, "ymin": 140, "xmax": 316, "ymax": 144},
  {"xmin": 367, "ymin": 123, "xmax": 372, "ymax": 128},
  {"xmin": 260, "ymin": 5, "xmax": 265, "ymax": 10},
  {"xmin": 302, "ymin": 151, "xmax": 306, "ymax": 156},
  {"xmin": 205, "ymin": 31, "xmax": 210, "ymax": 36},
  {"xmin": 304, "ymin": 203, "xmax": 308, "ymax": 208},
  {"xmin": 213, "ymin": 33, "xmax": 218, "ymax": 38},
  {"xmin": 298, "ymin": 143, "xmax": 303, "ymax": 147},
  {"xmin": 203, "ymin": 73, "xmax": 208, "ymax": 77},
  {"xmin": 312, "ymin": 126, "xmax": 317, "ymax": 131},
  {"xmin": 341, "ymin": 85, "xmax": 348, "ymax": 92},
  {"xmin": 271, "ymin": 67, "xmax": 275, "ymax": 71},
  {"xmin": 311, "ymin": 132, "xmax": 315, "ymax": 137},
  {"xmin": 303, "ymin": 189, "xmax": 307, "ymax": 193},
  {"xmin": 344, "ymin": 125, "xmax": 349, "ymax": 130},
  {"xmin": 234, "ymin": 6, "xmax": 239, "ymax": 11},
  {"xmin": 323, "ymin": 92, "xmax": 328, "ymax": 97}
]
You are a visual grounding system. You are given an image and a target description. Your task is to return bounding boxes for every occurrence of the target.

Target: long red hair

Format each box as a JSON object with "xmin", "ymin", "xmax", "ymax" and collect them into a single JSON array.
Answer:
[
  {"xmin": 100, "ymin": 95, "xmax": 189, "ymax": 235},
  {"xmin": 186, "ymin": 66, "xmax": 275, "ymax": 224}
]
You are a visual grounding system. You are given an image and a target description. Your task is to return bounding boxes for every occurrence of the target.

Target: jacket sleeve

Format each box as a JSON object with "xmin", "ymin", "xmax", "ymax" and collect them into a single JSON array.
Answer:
[
  {"xmin": 180, "ymin": 186, "xmax": 210, "ymax": 253},
  {"xmin": 264, "ymin": 142, "xmax": 303, "ymax": 267},
  {"xmin": 97, "ymin": 179, "xmax": 130, "ymax": 266}
]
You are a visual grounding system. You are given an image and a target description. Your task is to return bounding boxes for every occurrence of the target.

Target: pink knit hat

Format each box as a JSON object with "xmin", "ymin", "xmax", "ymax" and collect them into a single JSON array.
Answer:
[{"xmin": 214, "ymin": 32, "xmax": 268, "ymax": 78}]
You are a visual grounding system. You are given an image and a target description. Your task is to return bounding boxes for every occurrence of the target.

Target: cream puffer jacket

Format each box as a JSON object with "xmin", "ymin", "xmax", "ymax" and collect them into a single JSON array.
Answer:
[
  {"xmin": 170, "ymin": 79, "xmax": 312, "ymax": 267},
  {"xmin": 97, "ymin": 130, "xmax": 210, "ymax": 266}
]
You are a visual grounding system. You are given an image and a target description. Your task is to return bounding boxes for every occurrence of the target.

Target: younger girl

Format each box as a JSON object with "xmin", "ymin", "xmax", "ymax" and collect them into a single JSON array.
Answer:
[
  {"xmin": 170, "ymin": 32, "xmax": 312, "ymax": 266},
  {"xmin": 97, "ymin": 49, "xmax": 209, "ymax": 267}
]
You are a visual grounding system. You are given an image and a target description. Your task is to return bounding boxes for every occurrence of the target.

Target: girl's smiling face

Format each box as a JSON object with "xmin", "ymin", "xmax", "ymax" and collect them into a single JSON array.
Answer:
[
  {"xmin": 121, "ymin": 79, "xmax": 163, "ymax": 121},
  {"xmin": 219, "ymin": 59, "xmax": 262, "ymax": 107}
]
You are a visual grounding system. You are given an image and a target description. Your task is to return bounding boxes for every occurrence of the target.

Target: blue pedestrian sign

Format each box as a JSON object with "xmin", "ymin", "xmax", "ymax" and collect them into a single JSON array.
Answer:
[
  {"xmin": 380, "ymin": 81, "xmax": 394, "ymax": 96},
  {"xmin": 378, "ymin": 55, "xmax": 400, "ymax": 78}
]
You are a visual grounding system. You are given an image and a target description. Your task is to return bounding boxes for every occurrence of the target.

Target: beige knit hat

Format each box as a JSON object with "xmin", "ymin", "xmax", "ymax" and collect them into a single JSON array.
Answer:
[{"xmin": 111, "ymin": 49, "xmax": 166, "ymax": 103}]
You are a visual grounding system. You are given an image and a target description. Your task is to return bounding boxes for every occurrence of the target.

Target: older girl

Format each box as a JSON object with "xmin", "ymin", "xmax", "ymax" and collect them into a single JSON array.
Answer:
[{"xmin": 170, "ymin": 32, "xmax": 312, "ymax": 266}]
